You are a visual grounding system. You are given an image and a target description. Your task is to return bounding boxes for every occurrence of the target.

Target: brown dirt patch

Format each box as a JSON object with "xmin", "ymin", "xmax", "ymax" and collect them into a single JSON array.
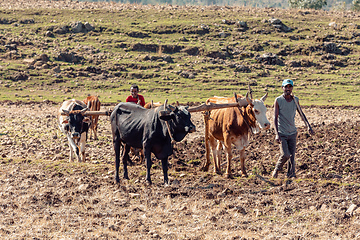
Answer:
[{"xmin": 0, "ymin": 102, "xmax": 360, "ymax": 239}]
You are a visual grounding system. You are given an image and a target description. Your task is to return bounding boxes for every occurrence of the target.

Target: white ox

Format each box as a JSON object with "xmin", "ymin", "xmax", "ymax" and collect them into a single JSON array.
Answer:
[{"xmin": 58, "ymin": 99, "xmax": 90, "ymax": 162}]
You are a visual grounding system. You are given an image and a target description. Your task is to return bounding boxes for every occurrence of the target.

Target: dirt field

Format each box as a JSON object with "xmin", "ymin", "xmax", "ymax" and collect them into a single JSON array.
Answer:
[{"xmin": 0, "ymin": 101, "xmax": 360, "ymax": 239}]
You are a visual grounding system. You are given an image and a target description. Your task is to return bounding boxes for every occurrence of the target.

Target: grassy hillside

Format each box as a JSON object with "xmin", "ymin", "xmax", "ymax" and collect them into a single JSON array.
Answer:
[{"xmin": 0, "ymin": 1, "xmax": 360, "ymax": 106}]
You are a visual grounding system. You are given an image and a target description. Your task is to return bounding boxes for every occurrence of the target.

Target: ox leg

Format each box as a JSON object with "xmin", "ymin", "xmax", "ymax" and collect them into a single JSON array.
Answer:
[
  {"xmin": 161, "ymin": 158, "xmax": 169, "ymax": 185},
  {"xmin": 144, "ymin": 147, "xmax": 152, "ymax": 184},
  {"xmin": 68, "ymin": 142, "xmax": 74, "ymax": 162},
  {"xmin": 239, "ymin": 148, "xmax": 248, "ymax": 177},
  {"xmin": 215, "ymin": 141, "xmax": 224, "ymax": 173},
  {"xmin": 79, "ymin": 132, "xmax": 87, "ymax": 162},
  {"xmin": 131, "ymin": 148, "xmax": 145, "ymax": 164},
  {"xmin": 94, "ymin": 116, "xmax": 99, "ymax": 140},
  {"xmin": 89, "ymin": 128, "xmax": 92, "ymax": 140},
  {"xmin": 66, "ymin": 135, "xmax": 78, "ymax": 162},
  {"xmin": 139, "ymin": 149, "xmax": 145, "ymax": 163},
  {"xmin": 224, "ymin": 139, "xmax": 233, "ymax": 178},
  {"xmin": 93, "ymin": 127, "xmax": 97, "ymax": 140},
  {"xmin": 122, "ymin": 144, "xmax": 131, "ymax": 180},
  {"xmin": 113, "ymin": 134, "xmax": 122, "ymax": 183},
  {"xmin": 208, "ymin": 137, "xmax": 220, "ymax": 174},
  {"xmin": 88, "ymin": 117, "xmax": 93, "ymax": 140}
]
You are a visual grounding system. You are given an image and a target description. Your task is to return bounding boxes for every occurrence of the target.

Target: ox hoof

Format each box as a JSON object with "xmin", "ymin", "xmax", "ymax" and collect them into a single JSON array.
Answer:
[
  {"xmin": 127, "ymin": 159, "xmax": 135, "ymax": 166},
  {"xmin": 201, "ymin": 166, "xmax": 209, "ymax": 172},
  {"xmin": 225, "ymin": 174, "xmax": 233, "ymax": 179}
]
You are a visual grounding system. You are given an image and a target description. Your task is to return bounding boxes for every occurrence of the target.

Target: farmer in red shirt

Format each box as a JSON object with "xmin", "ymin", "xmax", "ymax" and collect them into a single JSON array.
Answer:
[{"xmin": 126, "ymin": 84, "xmax": 146, "ymax": 107}]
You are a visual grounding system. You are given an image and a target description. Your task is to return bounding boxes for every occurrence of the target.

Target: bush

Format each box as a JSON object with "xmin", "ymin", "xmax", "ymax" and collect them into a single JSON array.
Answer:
[
  {"xmin": 289, "ymin": 0, "xmax": 327, "ymax": 9},
  {"xmin": 352, "ymin": 0, "xmax": 360, "ymax": 11}
]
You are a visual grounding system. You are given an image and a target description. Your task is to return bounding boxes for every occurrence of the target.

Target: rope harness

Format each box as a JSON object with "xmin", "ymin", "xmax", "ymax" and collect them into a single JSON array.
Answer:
[
  {"xmin": 165, "ymin": 120, "xmax": 176, "ymax": 145},
  {"xmin": 236, "ymin": 105, "xmax": 254, "ymax": 135}
]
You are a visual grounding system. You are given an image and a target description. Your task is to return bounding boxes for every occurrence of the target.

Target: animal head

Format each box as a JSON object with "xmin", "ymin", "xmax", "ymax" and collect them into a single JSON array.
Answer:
[
  {"xmin": 245, "ymin": 92, "xmax": 270, "ymax": 133},
  {"xmin": 62, "ymin": 108, "xmax": 91, "ymax": 139},
  {"xmin": 159, "ymin": 100, "xmax": 196, "ymax": 139}
]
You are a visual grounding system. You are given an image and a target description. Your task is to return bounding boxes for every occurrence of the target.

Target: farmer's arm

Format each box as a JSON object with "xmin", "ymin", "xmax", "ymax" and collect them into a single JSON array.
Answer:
[{"xmin": 274, "ymin": 99, "xmax": 281, "ymax": 144}]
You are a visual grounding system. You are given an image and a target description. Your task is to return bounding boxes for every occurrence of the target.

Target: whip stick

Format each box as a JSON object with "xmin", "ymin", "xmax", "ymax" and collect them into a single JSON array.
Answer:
[{"xmin": 290, "ymin": 93, "xmax": 313, "ymax": 132}]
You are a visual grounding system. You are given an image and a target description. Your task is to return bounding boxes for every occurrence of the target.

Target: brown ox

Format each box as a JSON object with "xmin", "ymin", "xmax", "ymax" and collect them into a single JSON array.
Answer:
[
  {"xmin": 144, "ymin": 101, "xmax": 162, "ymax": 109},
  {"xmin": 83, "ymin": 95, "xmax": 101, "ymax": 140},
  {"xmin": 203, "ymin": 92, "xmax": 270, "ymax": 178}
]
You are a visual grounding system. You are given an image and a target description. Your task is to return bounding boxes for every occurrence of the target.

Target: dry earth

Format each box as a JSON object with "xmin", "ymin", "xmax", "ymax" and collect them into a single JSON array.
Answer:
[{"xmin": 0, "ymin": 101, "xmax": 360, "ymax": 239}]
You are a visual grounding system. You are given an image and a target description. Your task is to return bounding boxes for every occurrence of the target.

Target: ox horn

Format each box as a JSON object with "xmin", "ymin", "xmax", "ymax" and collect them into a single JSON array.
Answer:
[
  {"xmin": 62, "ymin": 109, "xmax": 70, "ymax": 116},
  {"xmin": 246, "ymin": 92, "xmax": 253, "ymax": 105},
  {"xmin": 164, "ymin": 99, "xmax": 176, "ymax": 112},
  {"xmin": 151, "ymin": 100, "xmax": 154, "ymax": 108},
  {"xmin": 159, "ymin": 99, "xmax": 170, "ymax": 118},
  {"xmin": 260, "ymin": 92, "xmax": 268, "ymax": 102},
  {"xmin": 80, "ymin": 107, "xmax": 88, "ymax": 115},
  {"xmin": 248, "ymin": 83, "xmax": 253, "ymax": 99}
]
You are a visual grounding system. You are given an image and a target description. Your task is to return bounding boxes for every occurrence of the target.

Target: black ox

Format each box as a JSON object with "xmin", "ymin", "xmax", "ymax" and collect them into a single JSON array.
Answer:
[{"xmin": 110, "ymin": 101, "xmax": 195, "ymax": 184}]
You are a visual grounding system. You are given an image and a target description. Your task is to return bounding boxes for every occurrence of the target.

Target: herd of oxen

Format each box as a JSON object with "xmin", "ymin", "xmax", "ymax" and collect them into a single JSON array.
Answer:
[{"xmin": 58, "ymin": 90, "xmax": 270, "ymax": 184}]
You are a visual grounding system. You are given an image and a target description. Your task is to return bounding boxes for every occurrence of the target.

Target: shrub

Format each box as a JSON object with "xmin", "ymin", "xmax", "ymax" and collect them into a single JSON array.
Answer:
[
  {"xmin": 288, "ymin": 0, "xmax": 327, "ymax": 10},
  {"xmin": 352, "ymin": 0, "xmax": 360, "ymax": 11}
]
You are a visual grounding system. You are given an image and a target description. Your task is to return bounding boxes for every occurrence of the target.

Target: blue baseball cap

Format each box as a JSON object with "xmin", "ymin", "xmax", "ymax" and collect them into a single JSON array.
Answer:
[{"xmin": 282, "ymin": 79, "xmax": 293, "ymax": 87}]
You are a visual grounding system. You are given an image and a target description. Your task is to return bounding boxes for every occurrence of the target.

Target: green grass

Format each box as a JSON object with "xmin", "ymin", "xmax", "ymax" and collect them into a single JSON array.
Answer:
[{"xmin": 0, "ymin": 7, "xmax": 359, "ymax": 106}]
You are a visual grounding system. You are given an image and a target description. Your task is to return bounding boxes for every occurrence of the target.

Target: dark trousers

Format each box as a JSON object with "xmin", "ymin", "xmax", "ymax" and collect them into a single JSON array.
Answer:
[{"xmin": 274, "ymin": 132, "xmax": 297, "ymax": 178}]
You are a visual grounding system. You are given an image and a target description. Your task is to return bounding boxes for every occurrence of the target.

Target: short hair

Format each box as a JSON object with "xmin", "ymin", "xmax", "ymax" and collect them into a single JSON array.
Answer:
[{"xmin": 130, "ymin": 84, "xmax": 139, "ymax": 91}]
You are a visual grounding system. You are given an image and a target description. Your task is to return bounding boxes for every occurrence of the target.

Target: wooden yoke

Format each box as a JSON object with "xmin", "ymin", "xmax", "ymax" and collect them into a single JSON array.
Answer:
[
  {"xmin": 61, "ymin": 110, "xmax": 112, "ymax": 116},
  {"xmin": 187, "ymin": 98, "xmax": 248, "ymax": 113}
]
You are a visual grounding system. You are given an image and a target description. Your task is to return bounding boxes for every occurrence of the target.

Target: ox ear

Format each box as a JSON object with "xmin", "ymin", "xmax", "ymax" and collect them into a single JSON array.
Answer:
[
  {"xmin": 159, "ymin": 111, "xmax": 175, "ymax": 121},
  {"xmin": 83, "ymin": 117, "xmax": 91, "ymax": 124},
  {"xmin": 168, "ymin": 104, "xmax": 176, "ymax": 112},
  {"xmin": 260, "ymin": 92, "xmax": 268, "ymax": 102},
  {"xmin": 62, "ymin": 119, "xmax": 69, "ymax": 124}
]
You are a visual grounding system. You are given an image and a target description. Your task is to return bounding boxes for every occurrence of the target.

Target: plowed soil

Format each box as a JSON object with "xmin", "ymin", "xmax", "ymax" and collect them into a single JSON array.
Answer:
[{"xmin": 0, "ymin": 101, "xmax": 359, "ymax": 239}]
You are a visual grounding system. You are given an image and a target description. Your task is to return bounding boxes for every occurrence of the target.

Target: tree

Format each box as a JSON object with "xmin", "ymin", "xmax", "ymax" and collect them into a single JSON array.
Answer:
[
  {"xmin": 288, "ymin": 0, "xmax": 327, "ymax": 9},
  {"xmin": 353, "ymin": 0, "xmax": 360, "ymax": 11}
]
